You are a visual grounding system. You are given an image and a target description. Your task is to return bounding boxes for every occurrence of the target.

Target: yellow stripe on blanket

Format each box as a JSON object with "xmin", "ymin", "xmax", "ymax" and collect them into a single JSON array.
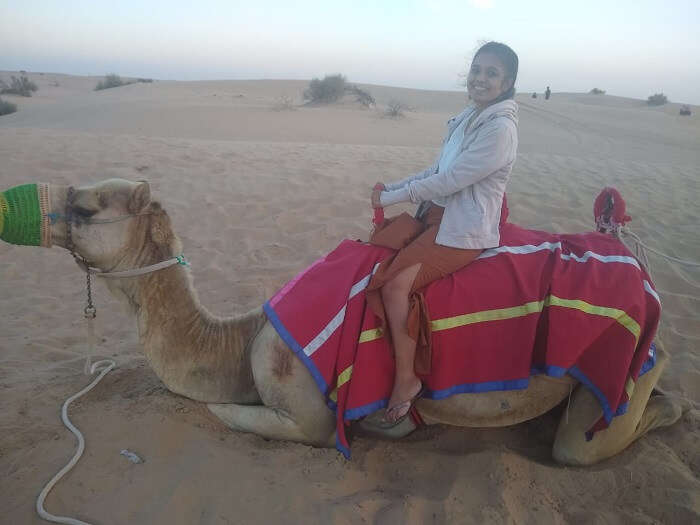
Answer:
[
  {"xmin": 432, "ymin": 300, "xmax": 545, "ymax": 332},
  {"xmin": 544, "ymin": 296, "xmax": 640, "ymax": 341},
  {"xmin": 356, "ymin": 294, "xmax": 640, "ymax": 347},
  {"xmin": 358, "ymin": 327, "xmax": 383, "ymax": 344},
  {"xmin": 329, "ymin": 365, "xmax": 354, "ymax": 402}
]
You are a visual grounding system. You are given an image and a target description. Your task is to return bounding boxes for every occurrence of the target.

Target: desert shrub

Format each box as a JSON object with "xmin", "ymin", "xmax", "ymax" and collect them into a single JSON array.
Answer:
[
  {"xmin": 384, "ymin": 100, "xmax": 407, "ymax": 118},
  {"xmin": 680, "ymin": 105, "xmax": 691, "ymax": 116},
  {"xmin": 347, "ymin": 85, "xmax": 375, "ymax": 107},
  {"xmin": 303, "ymin": 74, "xmax": 347, "ymax": 103},
  {"xmin": 647, "ymin": 93, "xmax": 668, "ymax": 106},
  {"xmin": 589, "ymin": 88, "xmax": 606, "ymax": 95},
  {"xmin": 0, "ymin": 75, "xmax": 38, "ymax": 97},
  {"xmin": 95, "ymin": 74, "xmax": 131, "ymax": 91},
  {"xmin": 136, "ymin": 78, "xmax": 153, "ymax": 83},
  {"xmin": 272, "ymin": 95, "xmax": 296, "ymax": 111},
  {"xmin": 0, "ymin": 97, "xmax": 17, "ymax": 116}
]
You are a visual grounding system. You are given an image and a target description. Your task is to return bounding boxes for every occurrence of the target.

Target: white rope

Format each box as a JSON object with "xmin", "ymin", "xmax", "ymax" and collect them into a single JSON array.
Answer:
[
  {"xmin": 91, "ymin": 255, "xmax": 186, "ymax": 279},
  {"xmin": 618, "ymin": 226, "xmax": 700, "ymax": 268},
  {"xmin": 35, "ymin": 359, "xmax": 115, "ymax": 525}
]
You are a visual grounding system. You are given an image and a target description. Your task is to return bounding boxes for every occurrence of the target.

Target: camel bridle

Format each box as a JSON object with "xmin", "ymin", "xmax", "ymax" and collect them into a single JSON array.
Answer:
[{"xmin": 63, "ymin": 186, "xmax": 189, "ymax": 319}]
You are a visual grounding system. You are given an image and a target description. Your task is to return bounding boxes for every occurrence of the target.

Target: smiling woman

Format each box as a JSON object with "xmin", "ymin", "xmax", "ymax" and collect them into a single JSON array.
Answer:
[{"xmin": 368, "ymin": 41, "xmax": 520, "ymax": 424}]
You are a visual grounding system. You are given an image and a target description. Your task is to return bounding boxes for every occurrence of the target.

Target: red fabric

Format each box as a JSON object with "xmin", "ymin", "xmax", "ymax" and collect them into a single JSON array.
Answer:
[
  {"xmin": 594, "ymin": 187, "xmax": 631, "ymax": 231},
  {"xmin": 265, "ymin": 222, "xmax": 660, "ymax": 457}
]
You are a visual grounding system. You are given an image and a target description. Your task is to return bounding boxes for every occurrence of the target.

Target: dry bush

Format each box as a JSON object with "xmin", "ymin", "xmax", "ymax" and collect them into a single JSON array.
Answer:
[
  {"xmin": 647, "ymin": 93, "xmax": 668, "ymax": 106},
  {"xmin": 303, "ymin": 74, "xmax": 347, "ymax": 104},
  {"xmin": 95, "ymin": 73, "xmax": 132, "ymax": 91},
  {"xmin": 0, "ymin": 75, "xmax": 38, "ymax": 97},
  {"xmin": 589, "ymin": 88, "xmax": 606, "ymax": 95},
  {"xmin": 347, "ymin": 85, "xmax": 375, "ymax": 107},
  {"xmin": 384, "ymin": 100, "xmax": 408, "ymax": 118},
  {"xmin": 680, "ymin": 105, "xmax": 691, "ymax": 116},
  {"xmin": 0, "ymin": 97, "xmax": 17, "ymax": 116}
]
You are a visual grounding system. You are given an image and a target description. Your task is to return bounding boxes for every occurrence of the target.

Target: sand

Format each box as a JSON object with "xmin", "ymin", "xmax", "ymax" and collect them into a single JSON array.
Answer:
[{"xmin": 1, "ymin": 72, "xmax": 698, "ymax": 524}]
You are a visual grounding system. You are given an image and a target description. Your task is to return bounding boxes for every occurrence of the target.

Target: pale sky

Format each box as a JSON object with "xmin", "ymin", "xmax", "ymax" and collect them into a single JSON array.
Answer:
[{"xmin": 2, "ymin": 0, "xmax": 699, "ymax": 103}]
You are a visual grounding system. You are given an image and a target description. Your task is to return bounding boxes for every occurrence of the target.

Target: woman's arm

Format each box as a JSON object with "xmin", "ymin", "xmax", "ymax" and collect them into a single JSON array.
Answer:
[
  {"xmin": 404, "ymin": 120, "xmax": 516, "ymax": 203},
  {"xmin": 383, "ymin": 158, "xmax": 439, "ymax": 192}
]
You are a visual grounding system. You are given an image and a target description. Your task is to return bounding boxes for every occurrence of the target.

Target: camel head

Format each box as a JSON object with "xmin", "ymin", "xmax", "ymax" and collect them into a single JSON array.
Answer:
[{"xmin": 1, "ymin": 179, "xmax": 178, "ymax": 272}]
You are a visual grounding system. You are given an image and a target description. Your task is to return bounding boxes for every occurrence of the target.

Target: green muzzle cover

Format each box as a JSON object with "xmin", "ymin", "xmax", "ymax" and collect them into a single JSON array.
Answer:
[{"xmin": 0, "ymin": 183, "xmax": 52, "ymax": 247}]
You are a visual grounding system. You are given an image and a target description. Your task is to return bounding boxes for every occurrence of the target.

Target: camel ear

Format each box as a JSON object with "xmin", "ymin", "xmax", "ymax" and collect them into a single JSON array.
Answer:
[
  {"xmin": 149, "ymin": 203, "xmax": 173, "ymax": 246},
  {"xmin": 128, "ymin": 182, "xmax": 151, "ymax": 214}
]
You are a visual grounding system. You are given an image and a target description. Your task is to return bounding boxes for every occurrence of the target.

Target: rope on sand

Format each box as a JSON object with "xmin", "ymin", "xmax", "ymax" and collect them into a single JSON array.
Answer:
[{"xmin": 36, "ymin": 359, "xmax": 115, "ymax": 525}]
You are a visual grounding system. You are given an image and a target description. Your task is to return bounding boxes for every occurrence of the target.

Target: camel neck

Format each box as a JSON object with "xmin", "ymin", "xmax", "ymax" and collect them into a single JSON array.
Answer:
[{"xmin": 117, "ymin": 258, "xmax": 266, "ymax": 404}]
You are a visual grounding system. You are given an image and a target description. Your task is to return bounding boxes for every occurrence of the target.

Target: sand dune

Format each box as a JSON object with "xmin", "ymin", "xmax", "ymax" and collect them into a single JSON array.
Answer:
[{"xmin": 1, "ymin": 72, "xmax": 698, "ymax": 524}]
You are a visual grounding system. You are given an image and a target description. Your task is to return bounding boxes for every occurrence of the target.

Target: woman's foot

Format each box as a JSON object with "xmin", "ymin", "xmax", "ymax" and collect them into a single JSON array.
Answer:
[{"xmin": 383, "ymin": 378, "xmax": 424, "ymax": 424}]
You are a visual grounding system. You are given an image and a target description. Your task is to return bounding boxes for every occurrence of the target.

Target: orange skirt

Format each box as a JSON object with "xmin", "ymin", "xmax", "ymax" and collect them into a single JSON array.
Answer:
[{"xmin": 366, "ymin": 205, "xmax": 482, "ymax": 374}]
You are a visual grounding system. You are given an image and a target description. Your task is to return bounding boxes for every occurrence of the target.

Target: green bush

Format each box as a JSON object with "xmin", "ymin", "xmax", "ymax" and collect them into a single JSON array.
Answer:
[
  {"xmin": 303, "ymin": 74, "xmax": 347, "ymax": 103},
  {"xmin": 0, "ymin": 97, "xmax": 17, "ymax": 116},
  {"xmin": 95, "ymin": 73, "xmax": 131, "ymax": 91},
  {"xmin": 589, "ymin": 88, "xmax": 606, "ymax": 95},
  {"xmin": 0, "ymin": 75, "xmax": 38, "ymax": 97},
  {"xmin": 647, "ymin": 93, "xmax": 668, "ymax": 106}
]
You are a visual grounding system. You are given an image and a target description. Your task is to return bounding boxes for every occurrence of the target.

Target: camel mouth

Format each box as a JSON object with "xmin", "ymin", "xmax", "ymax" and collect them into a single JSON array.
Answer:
[{"xmin": 0, "ymin": 183, "xmax": 52, "ymax": 247}]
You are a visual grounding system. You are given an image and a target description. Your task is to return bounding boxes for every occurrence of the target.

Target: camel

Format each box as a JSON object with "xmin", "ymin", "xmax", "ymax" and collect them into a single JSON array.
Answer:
[{"xmin": 5, "ymin": 178, "xmax": 685, "ymax": 466}]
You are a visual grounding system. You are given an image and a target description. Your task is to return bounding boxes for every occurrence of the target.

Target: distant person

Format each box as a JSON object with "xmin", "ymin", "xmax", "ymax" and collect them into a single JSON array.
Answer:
[
  {"xmin": 369, "ymin": 41, "xmax": 519, "ymax": 423},
  {"xmin": 545, "ymin": 86, "xmax": 551, "ymax": 100}
]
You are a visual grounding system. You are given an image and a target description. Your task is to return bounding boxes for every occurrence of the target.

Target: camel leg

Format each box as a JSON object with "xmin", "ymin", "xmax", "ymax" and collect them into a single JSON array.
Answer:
[
  {"xmin": 207, "ymin": 403, "xmax": 334, "ymax": 447},
  {"xmin": 552, "ymin": 344, "xmax": 683, "ymax": 466},
  {"xmin": 207, "ymin": 322, "xmax": 336, "ymax": 448}
]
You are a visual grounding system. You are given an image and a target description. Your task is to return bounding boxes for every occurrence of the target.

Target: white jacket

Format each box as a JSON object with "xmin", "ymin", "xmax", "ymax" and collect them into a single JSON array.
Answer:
[{"xmin": 381, "ymin": 99, "xmax": 518, "ymax": 249}]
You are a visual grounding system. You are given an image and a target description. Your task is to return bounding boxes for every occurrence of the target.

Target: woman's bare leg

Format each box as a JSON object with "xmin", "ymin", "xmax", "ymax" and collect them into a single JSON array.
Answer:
[{"xmin": 381, "ymin": 263, "xmax": 423, "ymax": 422}]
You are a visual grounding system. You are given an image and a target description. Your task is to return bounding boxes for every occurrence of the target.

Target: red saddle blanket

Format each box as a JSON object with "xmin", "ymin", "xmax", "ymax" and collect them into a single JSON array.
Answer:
[{"xmin": 263, "ymin": 223, "xmax": 661, "ymax": 457}]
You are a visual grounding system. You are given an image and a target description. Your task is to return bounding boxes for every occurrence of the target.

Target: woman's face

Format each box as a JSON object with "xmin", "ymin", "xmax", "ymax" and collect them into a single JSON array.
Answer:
[{"xmin": 467, "ymin": 52, "xmax": 511, "ymax": 108}]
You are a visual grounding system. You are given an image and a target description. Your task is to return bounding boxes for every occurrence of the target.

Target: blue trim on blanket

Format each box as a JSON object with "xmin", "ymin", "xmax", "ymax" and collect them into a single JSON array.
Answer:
[
  {"xmin": 567, "ymin": 365, "xmax": 614, "ymax": 423},
  {"xmin": 263, "ymin": 301, "xmax": 329, "ymax": 395},
  {"xmin": 424, "ymin": 377, "xmax": 531, "ymax": 401},
  {"xmin": 336, "ymin": 435, "xmax": 351, "ymax": 459},
  {"xmin": 344, "ymin": 399, "xmax": 388, "ymax": 421},
  {"xmin": 530, "ymin": 364, "xmax": 568, "ymax": 378},
  {"xmin": 640, "ymin": 342, "xmax": 657, "ymax": 377},
  {"xmin": 615, "ymin": 401, "xmax": 629, "ymax": 416}
]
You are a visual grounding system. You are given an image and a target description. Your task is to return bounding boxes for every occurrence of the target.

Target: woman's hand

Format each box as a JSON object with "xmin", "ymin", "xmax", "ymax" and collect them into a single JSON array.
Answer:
[{"xmin": 371, "ymin": 182, "xmax": 385, "ymax": 209}]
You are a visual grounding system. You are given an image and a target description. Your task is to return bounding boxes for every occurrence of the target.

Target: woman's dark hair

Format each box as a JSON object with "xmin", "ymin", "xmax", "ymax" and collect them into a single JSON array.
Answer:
[{"xmin": 473, "ymin": 41, "xmax": 519, "ymax": 103}]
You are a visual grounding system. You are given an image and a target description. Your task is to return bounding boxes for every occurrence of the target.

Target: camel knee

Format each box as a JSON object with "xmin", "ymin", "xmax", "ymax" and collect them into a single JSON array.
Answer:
[{"xmin": 637, "ymin": 394, "xmax": 685, "ymax": 433}]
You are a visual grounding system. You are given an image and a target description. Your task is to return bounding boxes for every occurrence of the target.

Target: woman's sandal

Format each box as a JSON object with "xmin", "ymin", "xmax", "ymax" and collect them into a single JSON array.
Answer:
[{"xmin": 383, "ymin": 384, "xmax": 425, "ymax": 425}]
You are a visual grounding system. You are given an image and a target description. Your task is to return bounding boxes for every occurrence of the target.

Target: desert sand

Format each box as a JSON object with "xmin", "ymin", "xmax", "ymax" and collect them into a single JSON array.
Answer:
[{"xmin": 1, "ymin": 72, "xmax": 698, "ymax": 524}]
